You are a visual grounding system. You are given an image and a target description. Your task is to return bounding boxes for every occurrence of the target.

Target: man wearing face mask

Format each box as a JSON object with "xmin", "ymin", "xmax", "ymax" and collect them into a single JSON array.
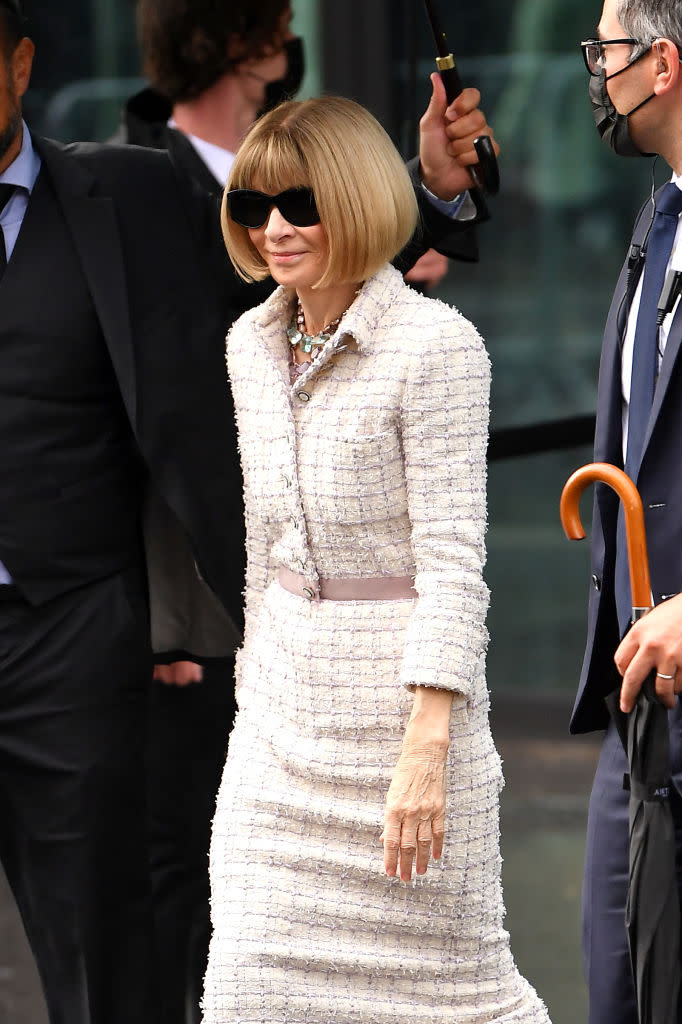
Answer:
[
  {"xmin": 115, "ymin": 4, "xmax": 498, "ymax": 1023},
  {"xmin": 574, "ymin": 1, "xmax": 682, "ymax": 1020}
]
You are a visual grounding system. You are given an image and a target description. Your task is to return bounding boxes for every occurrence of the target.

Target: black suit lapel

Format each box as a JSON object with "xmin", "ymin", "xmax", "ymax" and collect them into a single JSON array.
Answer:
[
  {"xmin": 32, "ymin": 136, "xmax": 137, "ymax": 426},
  {"xmin": 166, "ymin": 129, "xmax": 223, "ymax": 195}
]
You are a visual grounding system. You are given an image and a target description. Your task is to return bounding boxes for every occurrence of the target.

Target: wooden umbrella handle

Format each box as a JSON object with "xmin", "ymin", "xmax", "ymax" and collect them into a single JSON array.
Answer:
[{"xmin": 560, "ymin": 462, "xmax": 651, "ymax": 612}]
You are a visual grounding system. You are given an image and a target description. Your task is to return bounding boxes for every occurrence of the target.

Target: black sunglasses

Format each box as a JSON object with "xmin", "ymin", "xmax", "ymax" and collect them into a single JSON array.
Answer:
[{"xmin": 226, "ymin": 188, "xmax": 320, "ymax": 228}]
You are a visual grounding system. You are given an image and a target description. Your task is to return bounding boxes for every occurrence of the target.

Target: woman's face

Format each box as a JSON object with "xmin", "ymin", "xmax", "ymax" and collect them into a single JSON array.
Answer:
[{"xmin": 247, "ymin": 200, "xmax": 328, "ymax": 290}]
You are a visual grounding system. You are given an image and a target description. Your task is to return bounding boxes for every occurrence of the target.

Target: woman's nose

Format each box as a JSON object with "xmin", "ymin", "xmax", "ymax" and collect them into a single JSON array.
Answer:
[{"xmin": 264, "ymin": 206, "xmax": 294, "ymax": 239}]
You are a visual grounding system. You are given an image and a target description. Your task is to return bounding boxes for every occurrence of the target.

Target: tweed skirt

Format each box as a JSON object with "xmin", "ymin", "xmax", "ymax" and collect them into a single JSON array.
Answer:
[{"xmin": 202, "ymin": 580, "xmax": 550, "ymax": 1023}]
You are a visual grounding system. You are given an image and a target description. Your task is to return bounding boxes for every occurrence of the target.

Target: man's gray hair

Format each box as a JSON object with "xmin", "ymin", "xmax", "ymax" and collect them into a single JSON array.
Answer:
[{"xmin": 617, "ymin": 0, "xmax": 682, "ymax": 53}]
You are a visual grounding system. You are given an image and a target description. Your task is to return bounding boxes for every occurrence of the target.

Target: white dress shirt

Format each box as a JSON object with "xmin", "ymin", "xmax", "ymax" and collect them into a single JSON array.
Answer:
[
  {"xmin": 621, "ymin": 172, "xmax": 682, "ymax": 461},
  {"xmin": 167, "ymin": 119, "xmax": 235, "ymax": 185}
]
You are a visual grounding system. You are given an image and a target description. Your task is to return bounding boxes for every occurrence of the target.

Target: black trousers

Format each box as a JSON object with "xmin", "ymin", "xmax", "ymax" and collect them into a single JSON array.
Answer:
[
  {"xmin": 147, "ymin": 657, "xmax": 236, "ymax": 1024},
  {"xmin": 583, "ymin": 714, "xmax": 682, "ymax": 1023},
  {"xmin": 0, "ymin": 567, "xmax": 156, "ymax": 1024}
]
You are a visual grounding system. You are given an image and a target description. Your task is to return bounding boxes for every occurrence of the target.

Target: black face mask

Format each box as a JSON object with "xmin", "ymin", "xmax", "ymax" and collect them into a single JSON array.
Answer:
[
  {"xmin": 262, "ymin": 37, "xmax": 305, "ymax": 112},
  {"xmin": 589, "ymin": 46, "xmax": 655, "ymax": 157}
]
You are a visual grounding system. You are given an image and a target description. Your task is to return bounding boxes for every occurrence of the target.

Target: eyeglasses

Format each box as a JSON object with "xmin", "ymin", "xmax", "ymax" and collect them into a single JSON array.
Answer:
[
  {"xmin": 226, "ymin": 188, "xmax": 320, "ymax": 229},
  {"xmin": 580, "ymin": 37, "xmax": 640, "ymax": 76}
]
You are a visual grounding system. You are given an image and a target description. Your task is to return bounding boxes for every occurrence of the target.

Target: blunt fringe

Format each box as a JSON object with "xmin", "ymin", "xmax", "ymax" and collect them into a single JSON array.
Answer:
[{"xmin": 222, "ymin": 96, "xmax": 419, "ymax": 289}]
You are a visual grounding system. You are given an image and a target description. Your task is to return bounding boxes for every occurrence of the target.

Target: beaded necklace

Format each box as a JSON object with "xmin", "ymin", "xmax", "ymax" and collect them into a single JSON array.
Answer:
[{"xmin": 286, "ymin": 298, "xmax": 343, "ymax": 356}]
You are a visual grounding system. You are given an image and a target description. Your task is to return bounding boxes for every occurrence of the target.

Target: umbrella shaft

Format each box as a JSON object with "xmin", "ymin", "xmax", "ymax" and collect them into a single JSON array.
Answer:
[{"xmin": 438, "ymin": 62, "xmax": 463, "ymax": 104}]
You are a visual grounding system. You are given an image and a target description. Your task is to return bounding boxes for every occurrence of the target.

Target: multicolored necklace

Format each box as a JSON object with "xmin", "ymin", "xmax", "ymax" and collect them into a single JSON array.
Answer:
[{"xmin": 286, "ymin": 298, "xmax": 343, "ymax": 356}]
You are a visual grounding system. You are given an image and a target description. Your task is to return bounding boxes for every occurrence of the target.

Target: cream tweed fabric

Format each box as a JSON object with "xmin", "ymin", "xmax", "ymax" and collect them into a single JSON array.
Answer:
[{"xmin": 202, "ymin": 264, "xmax": 550, "ymax": 1023}]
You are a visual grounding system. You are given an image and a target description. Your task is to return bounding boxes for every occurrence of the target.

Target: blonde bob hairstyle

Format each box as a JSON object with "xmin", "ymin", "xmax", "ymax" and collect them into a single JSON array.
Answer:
[{"xmin": 221, "ymin": 96, "xmax": 419, "ymax": 290}]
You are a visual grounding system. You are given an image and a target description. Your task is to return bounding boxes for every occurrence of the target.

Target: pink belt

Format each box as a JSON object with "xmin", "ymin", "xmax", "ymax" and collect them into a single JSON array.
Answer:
[{"xmin": 278, "ymin": 567, "xmax": 416, "ymax": 602}]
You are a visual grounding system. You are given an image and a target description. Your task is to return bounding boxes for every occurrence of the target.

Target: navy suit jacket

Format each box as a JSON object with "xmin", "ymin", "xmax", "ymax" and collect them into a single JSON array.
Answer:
[{"xmin": 572, "ymin": 187, "xmax": 682, "ymax": 740}]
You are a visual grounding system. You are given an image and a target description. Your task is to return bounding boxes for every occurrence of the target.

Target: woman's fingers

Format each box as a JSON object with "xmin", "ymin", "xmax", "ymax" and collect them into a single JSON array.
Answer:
[
  {"xmin": 382, "ymin": 815, "xmax": 441, "ymax": 880},
  {"xmin": 382, "ymin": 818, "xmax": 402, "ymax": 877},
  {"xmin": 400, "ymin": 822, "xmax": 417, "ymax": 881},
  {"xmin": 415, "ymin": 820, "xmax": 433, "ymax": 875},
  {"xmin": 431, "ymin": 811, "xmax": 445, "ymax": 861}
]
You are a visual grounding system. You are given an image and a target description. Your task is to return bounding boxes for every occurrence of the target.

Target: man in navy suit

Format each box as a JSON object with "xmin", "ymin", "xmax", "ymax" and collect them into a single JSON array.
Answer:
[{"xmin": 575, "ymin": 0, "xmax": 682, "ymax": 1020}]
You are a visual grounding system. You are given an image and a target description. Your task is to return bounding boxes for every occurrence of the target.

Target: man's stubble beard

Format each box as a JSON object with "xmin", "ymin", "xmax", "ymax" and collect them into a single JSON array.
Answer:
[{"xmin": 0, "ymin": 87, "xmax": 21, "ymax": 164}]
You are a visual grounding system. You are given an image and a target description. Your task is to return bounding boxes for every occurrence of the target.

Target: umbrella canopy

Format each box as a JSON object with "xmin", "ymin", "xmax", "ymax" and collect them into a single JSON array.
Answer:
[{"xmin": 561, "ymin": 463, "xmax": 680, "ymax": 1024}]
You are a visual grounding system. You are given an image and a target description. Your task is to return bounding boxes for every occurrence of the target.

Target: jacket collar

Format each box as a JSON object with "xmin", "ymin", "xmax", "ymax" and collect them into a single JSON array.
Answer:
[{"xmin": 252, "ymin": 262, "xmax": 405, "ymax": 356}]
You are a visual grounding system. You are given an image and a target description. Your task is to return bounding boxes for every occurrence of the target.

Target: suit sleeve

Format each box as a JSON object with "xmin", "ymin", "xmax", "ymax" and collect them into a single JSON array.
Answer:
[
  {"xmin": 398, "ymin": 310, "xmax": 491, "ymax": 697},
  {"xmin": 393, "ymin": 158, "xmax": 489, "ymax": 274}
]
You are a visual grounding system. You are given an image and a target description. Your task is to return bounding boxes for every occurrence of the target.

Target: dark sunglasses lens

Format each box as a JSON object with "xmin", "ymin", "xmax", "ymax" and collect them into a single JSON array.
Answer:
[
  {"xmin": 227, "ymin": 188, "xmax": 319, "ymax": 228},
  {"xmin": 278, "ymin": 189, "xmax": 320, "ymax": 226},
  {"xmin": 226, "ymin": 191, "xmax": 269, "ymax": 228}
]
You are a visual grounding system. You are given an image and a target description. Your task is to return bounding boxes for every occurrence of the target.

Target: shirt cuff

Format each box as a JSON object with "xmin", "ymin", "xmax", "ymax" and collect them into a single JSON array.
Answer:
[{"xmin": 420, "ymin": 181, "xmax": 477, "ymax": 222}]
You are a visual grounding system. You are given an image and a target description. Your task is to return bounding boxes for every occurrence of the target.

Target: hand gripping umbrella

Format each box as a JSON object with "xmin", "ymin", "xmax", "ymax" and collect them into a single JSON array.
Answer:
[
  {"xmin": 422, "ymin": 0, "xmax": 500, "ymax": 197},
  {"xmin": 560, "ymin": 462, "xmax": 680, "ymax": 1024}
]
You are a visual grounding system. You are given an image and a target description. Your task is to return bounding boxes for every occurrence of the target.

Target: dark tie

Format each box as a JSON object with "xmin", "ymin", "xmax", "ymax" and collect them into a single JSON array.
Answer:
[
  {"xmin": 0, "ymin": 183, "xmax": 17, "ymax": 278},
  {"xmin": 615, "ymin": 181, "xmax": 682, "ymax": 632}
]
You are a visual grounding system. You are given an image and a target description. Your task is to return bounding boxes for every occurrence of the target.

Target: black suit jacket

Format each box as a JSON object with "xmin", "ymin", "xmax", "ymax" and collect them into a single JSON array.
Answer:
[{"xmin": 33, "ymin": 134, "xmax": 243, "ymax": 656}]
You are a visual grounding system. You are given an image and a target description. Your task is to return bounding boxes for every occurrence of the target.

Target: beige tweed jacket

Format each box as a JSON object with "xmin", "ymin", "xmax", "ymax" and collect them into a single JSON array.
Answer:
[{"xmin": 226, "ymin": 262, "xmax": 491, "ymax": 698}]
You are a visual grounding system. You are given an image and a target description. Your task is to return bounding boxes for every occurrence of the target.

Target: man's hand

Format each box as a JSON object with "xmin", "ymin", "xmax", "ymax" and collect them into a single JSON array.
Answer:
[
  {"xmin": 153, "ymin": 661, "xmax": 204, "ymax": 687},
  {"xmin": 614, "ymin": 593, "xmax": 682, "ymax": 711},
  {"xmin": 404, "ymin": 248, "xmax": 449, "ymax": 290},
  {"xmin": 419, "ymin": 73, "xmax": 499, "ymax": 201}
]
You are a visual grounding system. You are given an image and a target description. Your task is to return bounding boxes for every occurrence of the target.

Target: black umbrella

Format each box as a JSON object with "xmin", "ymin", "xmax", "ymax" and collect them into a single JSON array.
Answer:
[
  {"xmin": 561, "ymin": 462, "xmax": 680, "ymax": 1024},
  {"xmin": 421, "ymin": 0, "xmax": 500, "ymax": 196}
]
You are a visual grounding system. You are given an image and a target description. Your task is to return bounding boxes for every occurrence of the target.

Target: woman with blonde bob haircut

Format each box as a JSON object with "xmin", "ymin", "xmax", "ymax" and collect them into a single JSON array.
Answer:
[
  {"xmin": 203, "ymin": 96, "xmax": 551, "ymax": 1024},
  {"xmin": 221, "ymin": 96, "xmax": 418, "ymax": 288}
]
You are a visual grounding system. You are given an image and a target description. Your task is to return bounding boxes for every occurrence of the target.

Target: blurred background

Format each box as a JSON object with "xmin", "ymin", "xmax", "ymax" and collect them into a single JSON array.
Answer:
[{"xmin": 4, "ymin": 1, "xmax": 670, "ymax": 1021}]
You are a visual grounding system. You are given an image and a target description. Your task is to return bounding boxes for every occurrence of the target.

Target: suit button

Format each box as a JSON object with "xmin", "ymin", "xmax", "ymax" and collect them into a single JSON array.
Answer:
[
  {"xmin": 592, "ymin": 573, "xmax": 601, "ymax": 592},
  {"xmin": 297, "ymin": 391, "xmax": 310, "ymax": 403}
]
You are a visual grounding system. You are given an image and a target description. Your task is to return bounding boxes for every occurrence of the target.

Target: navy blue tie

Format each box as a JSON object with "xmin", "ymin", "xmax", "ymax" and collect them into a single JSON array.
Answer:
[
  {"xmin": 0, "ymin": 183, "xmax": 16, "ymax": 278},
  {"xmin": 615, "ymin": 182, "xmax": 682, "ymax": 632}
]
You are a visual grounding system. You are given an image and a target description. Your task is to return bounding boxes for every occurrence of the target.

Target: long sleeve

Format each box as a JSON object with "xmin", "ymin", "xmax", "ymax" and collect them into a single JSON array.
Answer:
[{"xmin": 398, "ymin": 311, "xmax": 491, "ymax": 697}]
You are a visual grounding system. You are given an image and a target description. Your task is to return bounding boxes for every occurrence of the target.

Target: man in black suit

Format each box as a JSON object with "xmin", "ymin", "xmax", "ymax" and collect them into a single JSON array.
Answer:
[
  {"xmin": 114, "ymin": 4, "xmax": 499, "ymax": 1022},
  {"xmin": 0, "ymin": 2, "xmax": 245, "ymax": 1021}
]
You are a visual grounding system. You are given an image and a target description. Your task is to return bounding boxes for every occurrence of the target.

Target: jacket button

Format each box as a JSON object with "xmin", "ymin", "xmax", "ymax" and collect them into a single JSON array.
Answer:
[
  {"xmin": 297, "ymin": 391, "xmax": 310, "ymax": 403},
  {"xmin": 592, "ymin": 573, "xmax": 601, "ymax": 592}
]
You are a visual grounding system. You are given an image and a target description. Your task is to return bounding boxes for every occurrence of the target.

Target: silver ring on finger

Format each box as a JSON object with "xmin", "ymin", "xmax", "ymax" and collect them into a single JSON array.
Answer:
[{"xmin": 656, "ymin": 671, "xmax": 676, "ymax": 680}]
